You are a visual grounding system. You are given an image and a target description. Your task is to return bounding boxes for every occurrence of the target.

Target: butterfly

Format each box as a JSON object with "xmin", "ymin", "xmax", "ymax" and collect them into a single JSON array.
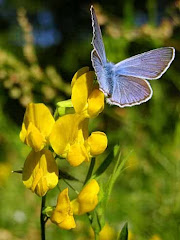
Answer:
[{"xmin": 90, "ymin": 6, "xmax": 175, "ymax": 107}]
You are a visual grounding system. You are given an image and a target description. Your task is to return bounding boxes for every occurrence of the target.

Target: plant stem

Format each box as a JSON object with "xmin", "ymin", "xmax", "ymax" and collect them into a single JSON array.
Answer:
[
  {"xmin": 86, "ymin": 212, "xmax": 92, "ymax": 224},
  {"xmin": 95, "ymin": 232, "xmax": 99, "ymax": 240},
  {"xmin": 84, "ymin": 157, "xmax": 96, "ymax": 185},
  {"xmin": 40, "ymin": 195, "xmax": 46, "ymax": 240}
]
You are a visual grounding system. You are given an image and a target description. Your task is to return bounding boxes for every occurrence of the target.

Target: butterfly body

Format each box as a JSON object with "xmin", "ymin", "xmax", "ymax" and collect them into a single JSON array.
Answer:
[
  {"xmin": 101, "ymin": 62, "xmax": 115, "ymax": 96},
  {"xmin": 90, "ymin": 6, "xmax": 175, "ymax": 107}
]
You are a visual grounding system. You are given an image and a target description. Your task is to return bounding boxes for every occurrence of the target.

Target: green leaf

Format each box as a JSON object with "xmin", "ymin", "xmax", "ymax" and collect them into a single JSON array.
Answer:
[
  {"xmin": 84, "ymin": 157, "xmax": 96, "ymax": 185},
  {"xmin": 118, "ymin": 222, "xmax": 128, "ymax": 240},
  {"xmin": 105, "ymin": 146, "xmax": 132, "ymax": 206},
  {"xmin": 91, "ymin": 206, "xmax": 105, "ymax": 235},
  {"xmin": 59, "ymin": 169, "xmax": 81, "ymax": 182},
  {"xmin": 56, "ymin": 99, "xmax": 73, "ymax": 108},
  {"xmin": 92, "ymin": 150, "xmax": 114, "ymax": 179},
  {"xmin": 56, "ymin": 99, "xmax": 74, "ymax": 117},
  {"xmin": 12, "ymin": 169, "xmax": 23, "ymax": 174},
  {"xmin": 42, "ymin": 206, "xmax": 53, "ymax": 218}
]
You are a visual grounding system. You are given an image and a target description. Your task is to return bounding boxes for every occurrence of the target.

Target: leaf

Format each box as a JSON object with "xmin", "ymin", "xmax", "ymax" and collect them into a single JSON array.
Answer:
[
  {"xmin": 91, "ymin": 206, "xmax": 105, "ymax": 235},
  {"xmin": 84, "ymin": 157, "xmax": 96, "ymax": 185},
  {"xmin": 12, "ymin": 169, "xmax": 23, "ymax": 174},
  {"xmin": 118, "ymin": 222, "xmax": 128, "ymax": 240},
  {"xmin": 105, "ymin": 146, "xmax": 132, "ymax": 206},
  {"xmin": 92, "ymin": 150, "xmax": 114, "ymax": 179},
  {"xmin": 56, "ymin": 99, "xmax": 74, "ymax": 117},
  {"xmin": 59, "ymin": 169, "xmax": 81, "ymax": 182},
  {"xmin": 42, "ymin": 206, "xmax": 54, "ymax": 217}
]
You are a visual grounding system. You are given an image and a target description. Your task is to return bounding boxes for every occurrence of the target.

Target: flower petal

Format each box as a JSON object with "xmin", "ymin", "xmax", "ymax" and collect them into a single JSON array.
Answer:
[
  {"xmin": 50, "ymin": 114, "xmax": 89, "ymax": 167},
  {"xmin": 71, "ymin": 67, "xmax": 89, "ymax": 87},
  {"xmin": 87, "ymin": 132, "xmax": 108, "ymax": 156},
  {"xmin": 51, "ymin": 188, "xmax": 76, "ymax": 230},
  {"xmin": 72, "ymin": 179, "xmax": 100, "ymax": 215},
  {"xmin": 88, "ymin": 88, "xmax": 104, "ymax": 118},
  {"xmin": 71, "ymin": 71, "xmax": 95, "ymax": 115},
  {"xmin": 57, "ymin": 215, "xmax": 76, "ymax": 230},
  {"xmin": 67, "ymin": 143, "xmax": 89, "ymax": 167},
  {"xmin": 20, "ymin": 103, "xmax": 55, "ymax": 149},
  {"xmin": 70, "ymin": 198, "xmax": 79, "ymax": 215},
  {"xmin": 22, "ymin": 149, "xmax": 59, "ymax": 196},
  {"xmin": 99, "ymin": 223, "xmax": 117, "ymax": 240},
  {"xmin": 50, "ymin": 114, "xmax": 80, "ymax": 156},
  {"xmin": 26, "ymin": 122, "xmax": 46, "ymax": 151},
  {"xmin": 19, "ymin": 122, "xmax": 27, "ymax": 143},
  {"xmin": 89, "ymin": 223, "xmax": 117, "ymax": 240}
]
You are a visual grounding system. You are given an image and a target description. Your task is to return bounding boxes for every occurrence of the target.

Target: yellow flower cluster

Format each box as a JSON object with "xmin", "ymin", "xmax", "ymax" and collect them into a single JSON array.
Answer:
[
  {"xmin": 50, "ymin": 67, "xmax": 107, "ymax": 167},
  {"xmin": 51, "ymin": 179, "xmax": 99, "ymax": 230},
  {"xmin": 19, "ymin": 67, "xmax": 107, "ymax": 229},
  {"xmin": 20, "ymin": 103, "xmax": 59, "ymax": 196}
]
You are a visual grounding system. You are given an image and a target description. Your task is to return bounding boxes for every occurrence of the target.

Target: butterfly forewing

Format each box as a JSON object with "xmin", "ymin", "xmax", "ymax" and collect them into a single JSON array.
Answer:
[
  {"xmin": 90, "ymin": 6, "xmax": 107, "ymax": 64},
  {"xmin": 107, "ymin": 75, "xmax": 153, "ymax": 107},
  {"xmin": 115, "ymin": 47, "xmax": 175, "ymax": 80},
  {"xmin": 91, "ymin": 50, "xmax": 110, "ymax": 96}
]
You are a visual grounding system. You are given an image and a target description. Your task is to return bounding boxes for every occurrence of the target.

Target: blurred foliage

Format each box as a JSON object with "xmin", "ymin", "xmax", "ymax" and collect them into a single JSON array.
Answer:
[
  {"xmin": 0, "ymin": 0, "xmax": 180, "ymax": 240},
  {"xmin": 0, "ymin": 8, "xmax": 71, "ymax": 108}
]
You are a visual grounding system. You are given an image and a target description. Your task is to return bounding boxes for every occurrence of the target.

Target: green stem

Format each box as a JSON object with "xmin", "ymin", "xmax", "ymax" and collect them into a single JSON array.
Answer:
[
  {"xmin": 87, "ymin": 212, "xmax": 99, "ymax": 240},
  {"xmin": 40, "ymin": 195, "xmax": 46, "ymax": 240},
  {"xmin": 87, "ymin": 212, "xmax": 92, "ymax": 224},
  {"xmin": 53, "ymin": 108, "xmax": 59, "ymax": 120},
  {"xmin": 84, "ymin": 157, "xmax": 96, "ymax": 185},
  {"xmin": 95, "ymin": 232, "xmax": 99, "ymax": 240}
]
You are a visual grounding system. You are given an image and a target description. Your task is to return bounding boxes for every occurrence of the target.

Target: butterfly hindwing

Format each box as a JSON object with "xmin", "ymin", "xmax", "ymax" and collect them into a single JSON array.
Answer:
[
  {"xmin": 115, "ymin": 47, "xmax": 175, "ymax": 80},
  {"xmin": 107, "ymin": 75, "xmax": 153, "ymax": 107}
]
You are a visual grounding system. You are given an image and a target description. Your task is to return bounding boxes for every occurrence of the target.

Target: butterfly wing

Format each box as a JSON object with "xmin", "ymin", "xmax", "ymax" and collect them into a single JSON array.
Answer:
[
  {"xmin": 115, "ymin": 47, "xmax": 175, "ymax": 80},
  {"xmin": 107, "ymin": 75, "xmax": 153, "ymax": 107},
  {"xmin": 90, "ymin": 5, "xmax": 107, "ymax": 64},
  {"xmin": 91, "ymin": 49, "xmax": 110, "ymax": 96},
  {"xmin": 90, "ymin": 6, "xmax": 111, "ymax": 96},
  {"xmin": 90, "ymin": 6, "xmax": 175, "ymax": 108}
]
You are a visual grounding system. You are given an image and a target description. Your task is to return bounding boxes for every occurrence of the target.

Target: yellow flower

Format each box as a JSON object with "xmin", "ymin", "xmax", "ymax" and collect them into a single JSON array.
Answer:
[
  {"xmin": 99, "ymin": 223, "xmax": 116, "ymax": 240},
  {"xmin": 0, "ymin": 163, "xmax": 11, "ymax": 186},
  {"xmin": 71, "ymin": 67, "xmax": 104, "ymax": 118},
  {"xmin": 89, "ymin": 223, "xmax": 116, "ymax": 240},
  {"xmin": 71, "ymin": 179, "xmax": 100, "ymax": 215},
  {"xmin": 87, "ymin": 132, "xmax": 108, "ymax": 156},
  {"xmin": 128, "ymin": 231, "xmax": 135, "ymax": 240},
  {"xmin": 50, "ymin": 113, "xmax": 107, "ymax": 167},
  {"xmin": 22, "ymin": 149, "xmax": 59, "ymax": 196},
  {"xmin": 149, "ymin": 235, "xmax": 162, "ymax": 240},
  {"xmin": 50, "ymin": 188, "xmax": 76, "ymax": 230},
  {"xmin": 20, "ymin": 103, "xmax": 55, "ymax": 152}
]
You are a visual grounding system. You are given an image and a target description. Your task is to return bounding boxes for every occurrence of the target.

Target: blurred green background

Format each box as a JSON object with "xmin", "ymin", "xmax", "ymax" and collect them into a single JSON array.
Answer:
[{"xmin": 0, "ymin": 0, "xmax": 180, "ymax": 239}]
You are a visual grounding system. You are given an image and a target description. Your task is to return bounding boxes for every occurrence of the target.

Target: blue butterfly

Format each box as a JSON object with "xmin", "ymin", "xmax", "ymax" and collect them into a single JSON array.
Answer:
[{"xmin": 90, "ymin": 6, "xmax": 175, "ymax": 107}]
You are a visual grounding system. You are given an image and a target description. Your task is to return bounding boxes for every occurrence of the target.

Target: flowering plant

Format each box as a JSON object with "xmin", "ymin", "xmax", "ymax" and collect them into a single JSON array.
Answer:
[
  {"xmin": 8, "ymin": 2, "xmax": 175, "ymax": 240},
  {"xmin": 14, "ymin": 66, "xmax": 130, "ymax": 240}
]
